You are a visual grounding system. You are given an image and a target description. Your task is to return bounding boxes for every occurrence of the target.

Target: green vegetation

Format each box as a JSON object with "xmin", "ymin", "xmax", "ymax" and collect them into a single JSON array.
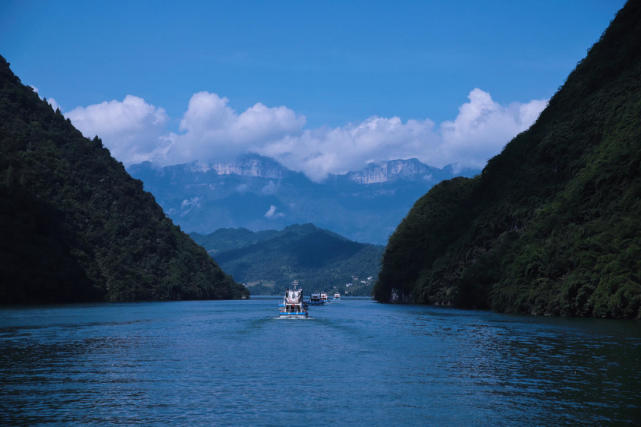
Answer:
[
  {"xmin": 191, "ymin": 228, "xmax": 280, "ymax": 255},
  {"xmin": 374, "ymin": 1, "xmax": 641, "ymax": 319},
  {"xmin": 192, "ymin": 224, "xmax": 383, "ymax": 295},
  {"xmin": 0, "ymin": 56, "xmax": 248, "ymax": 303}
]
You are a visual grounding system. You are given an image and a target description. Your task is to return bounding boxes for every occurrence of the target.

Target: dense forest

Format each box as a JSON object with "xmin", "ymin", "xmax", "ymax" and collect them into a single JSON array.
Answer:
[
  {"xmin": 192, "ymin": 224, "xmax": 383, "ymax": 295},
  {"xmin": 0, "ymin": 56, "xmax": 248, "ymax": 303},
  {"xmin": 191, "ymin": 227, "xmax": 280, "ymax": 255},
  {"xmin": 374, "ymin": 1, "xmax": 641, "ymax": 319}
]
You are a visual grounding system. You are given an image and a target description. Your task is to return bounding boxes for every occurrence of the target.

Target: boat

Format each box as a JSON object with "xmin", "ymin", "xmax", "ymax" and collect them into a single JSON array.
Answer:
[
  {"xmin": 320, "ymin": 293, "xmax": 329, "ymax": 303},
  {"xmin": 333, "ymin": 292, "xmax": 341, "ymax": 300},
  {"xmin": 308, "ymin": 293, "xmax": 324, "ymax": 305},
  {"xmin": 279, "ymin": 281, "xmax": 309, "ymax": 319}
]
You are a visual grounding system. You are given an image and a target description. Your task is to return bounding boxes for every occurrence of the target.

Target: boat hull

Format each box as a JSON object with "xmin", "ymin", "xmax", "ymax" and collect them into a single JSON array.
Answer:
[{"xmin": 278, "ymin": 312, "xmax": 308, "ymax": 319}]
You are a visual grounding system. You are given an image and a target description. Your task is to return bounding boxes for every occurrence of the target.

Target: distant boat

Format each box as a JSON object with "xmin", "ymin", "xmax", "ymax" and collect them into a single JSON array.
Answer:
[
  {"xmin": 320, "ymin": 293, "xmax": 329, "ymax": 303},
  {"xmin": 333, "ymin": 293, "xmax": 341, "ymax": 300},
  {"xmin": 279, "ymin": 281, "xmax": 308, "ymax": 319},
  {"xmin": 308, "ymin": 293, "xmax": 325, "ymax": 305}
]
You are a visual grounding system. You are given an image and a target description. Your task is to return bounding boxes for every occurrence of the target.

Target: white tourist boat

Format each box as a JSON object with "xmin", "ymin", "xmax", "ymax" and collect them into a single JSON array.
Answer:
[
  {"xmin": 279, "ymin": 281, "xmax": 309, "ymax": 319},
  {"xmin": 308, "ymin": 293, "xmax": 324, "ymax": 305}
]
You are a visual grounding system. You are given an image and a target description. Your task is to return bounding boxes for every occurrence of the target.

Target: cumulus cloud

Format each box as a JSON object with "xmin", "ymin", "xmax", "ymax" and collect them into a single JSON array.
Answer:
[
  {"xmin": 438, "ymin": 89, "xmax": 548, "ymax": 170},
  {"xmin": 258, "ymin": 116, "xmax": 438, "ymax": 181},
  {"xmin": 160, "ymin": 92, "xmax": 306, "ymax": 164},
  {"xmin": 255, "ymin": 89, "xmax": 547, "ymax": 180},
  {"xmin": 64, "ymin": 88, "xmax": 547, "ymax": 180},
  {"xmin": 65, "ymin": 95, "xmax": 169, "ymax": 164}
]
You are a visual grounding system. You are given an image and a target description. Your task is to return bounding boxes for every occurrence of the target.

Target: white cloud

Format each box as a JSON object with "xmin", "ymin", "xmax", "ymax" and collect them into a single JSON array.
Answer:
[
  {"xmin": 264, "ymin": 204, "xmax": 284, "ymax": 218},
  {"xmin": 46, "ymin": 98, "xmax": 60, "ymax": 111},
  {"xmin": 65, "ymin": 95, "xmax": 168, "ymax": 164},
  {"xmin": 63, "ymin": 88, "xmax": 547, "ymax": 180},
  {"xmin": 179, "ymin": 197, "xmax": 201, "ymax": 217},
  {"xmin": 258, "ymin": 116, "xmax": 439, "ymax": 181},
  {"xmin": 161, "ymin": 92, "xmax": 306, "ymax": 164},
  {"xmin": 30, "ymin": 85, "xmax": 61, "ymax": 111},
  {"xmin": 438, "ymin": 89, "xmax": 548, "ymax": 170},
  {"xmin": 255, "ymin": 89, "xmax": 547, "ymax": 180}
]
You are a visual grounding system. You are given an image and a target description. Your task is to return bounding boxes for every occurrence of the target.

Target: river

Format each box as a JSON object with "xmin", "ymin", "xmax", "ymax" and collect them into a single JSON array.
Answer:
[{"xmin": 1, "ymin": 297, "xmax": 639, "ymax": 425}]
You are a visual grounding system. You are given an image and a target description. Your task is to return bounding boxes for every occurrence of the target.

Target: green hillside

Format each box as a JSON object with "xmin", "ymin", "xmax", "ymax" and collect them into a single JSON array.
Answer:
[
  {"xmin": 374, "ymin": 1, "xmax": 641, "ymax": 319},
  {"xmin": 192, "ymin": 224, "xmax": 383, "ymax": 295},
  {"xmin": 0, "ymin": 56, "xmax": 248, "ymax": 303},
  {"xmin": 190, "ymin": 228, "xmax": 280, "ymax": 255}
]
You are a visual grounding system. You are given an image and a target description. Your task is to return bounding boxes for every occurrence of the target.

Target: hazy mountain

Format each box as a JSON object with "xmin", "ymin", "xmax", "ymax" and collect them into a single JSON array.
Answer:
[
  {"xmin": 129, "ymin": 155, "xmax": 478, "ymax": 244},
  {"xmin": 374, "ymin": 1, "xmax": 641, "ymax": 319},
  {"xmin": 190, "ymin": 227, "xmax": 280, "ymax": 255},
  {"xmin": 195, "ymin": 155, "xmax": 286, "ymax": 179},
  {"xmin": 342, "ymin": 158, "xmax": 446, "ymax": 184},
  {"xmin": 191, "ymin": 224, "xmax": 384, "ymax": 296},
  {"xmin": 0, "ymin": 56, "xmax": 248, "ymax": 303}
]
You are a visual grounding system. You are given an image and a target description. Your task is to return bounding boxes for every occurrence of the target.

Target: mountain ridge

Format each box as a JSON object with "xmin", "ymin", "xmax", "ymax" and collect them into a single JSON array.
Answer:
[
  {"xmin": 136, "ymin": 154, "xmax": 471, "ymax": 183},
  {"xmin": 191, "ymin": 223, "xmax": 383, "ymax": 296},
  {"xmin": 0, "ymin": 56, "xmax": 248, "ymax": 303},
  {"xmin": 129, "ymin": 156, "xmax": 479, "ymax": 243},
  {"xmin": 373, "ymin": 1, "xmax": 641, "ymax": 319}
]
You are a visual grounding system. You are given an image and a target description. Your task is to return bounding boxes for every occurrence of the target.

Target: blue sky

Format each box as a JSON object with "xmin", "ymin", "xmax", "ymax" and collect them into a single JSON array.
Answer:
[{"xmin": 0, "ymin": 0, "xmax": 626, "ymax": 179}]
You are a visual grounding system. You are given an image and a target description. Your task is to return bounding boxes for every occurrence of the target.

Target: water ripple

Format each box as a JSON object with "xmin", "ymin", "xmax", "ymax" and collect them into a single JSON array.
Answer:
[{"xmin": 0, "ymin": 299, "xmax": 639, "ymax": 425}]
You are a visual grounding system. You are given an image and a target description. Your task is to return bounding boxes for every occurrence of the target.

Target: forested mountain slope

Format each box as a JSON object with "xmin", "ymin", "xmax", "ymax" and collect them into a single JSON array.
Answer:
[
  {"xmin": 192, "ymin": 224, "xmax": 383, "ymax": 295},
  {"xmin": 374, "ymin": 1, "xmax": 641, "ymax": 319},
  {"xmin": 0, "ymin": 56, "xmax": 248, "ymax": 303},
  {"xmin": 191, "ymin": 227, "xmax": 280, "ymax": 255}
]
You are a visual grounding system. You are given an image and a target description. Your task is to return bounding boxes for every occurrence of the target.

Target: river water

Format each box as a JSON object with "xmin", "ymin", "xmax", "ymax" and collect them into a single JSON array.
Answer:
[{"xmin": 1, "ymin": 297, "xmax": 639, "ymax": 425}]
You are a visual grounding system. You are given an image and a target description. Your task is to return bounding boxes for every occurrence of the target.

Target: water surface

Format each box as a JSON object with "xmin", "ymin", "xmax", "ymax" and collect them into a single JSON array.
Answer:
[{"xmin": 1, "ymin": 298, "xmax": 640, "ymax": 425}]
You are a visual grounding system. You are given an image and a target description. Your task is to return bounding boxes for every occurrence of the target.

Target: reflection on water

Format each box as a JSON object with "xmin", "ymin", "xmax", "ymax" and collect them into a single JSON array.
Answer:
[{"xmin": 1, "ymin": 300, "xmax": 639, "ymax": 425}]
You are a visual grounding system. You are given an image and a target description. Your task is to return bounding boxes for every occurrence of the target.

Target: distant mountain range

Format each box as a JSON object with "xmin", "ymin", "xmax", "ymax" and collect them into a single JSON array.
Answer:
[
  {"xmin": 191, "ymin": 224, "xmax": 384, "ymax": 296},
  {"xmin": 129, "ymin": 155, "xmax": 478, "ymax": 243}
]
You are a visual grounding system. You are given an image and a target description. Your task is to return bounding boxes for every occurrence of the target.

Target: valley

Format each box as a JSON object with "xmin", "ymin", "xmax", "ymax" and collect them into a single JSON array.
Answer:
[{"xmin": 192, "ymin": 224, "xmax": 382, "ymax": 295}]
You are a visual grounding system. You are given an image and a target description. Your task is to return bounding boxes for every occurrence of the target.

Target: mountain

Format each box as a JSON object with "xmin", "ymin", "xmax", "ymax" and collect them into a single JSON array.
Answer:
[
  {"xmin": 190, "ymin": 227, "xmax": 280, "ymax": 255},
  {"xmin": 0, "ymin": 56, "xmax": 248, "ymax": 303},
  {"xmin": 128, "ymin": 155, "xmax": 478, "ymax": 244},
  {"xmin": 191, "ymin": 224, "xmax": 384, "ymax": 296},
  {"xmin": 195, "ymin": 155, "xmax": 286, "ymax": 179},
  {"xmin": 374, "ymin": 1, "xmax": 641, "ymax": 319},
  {"xmin": 342, "ymin": 158, "xmax": 450, "ymax": 184}
]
